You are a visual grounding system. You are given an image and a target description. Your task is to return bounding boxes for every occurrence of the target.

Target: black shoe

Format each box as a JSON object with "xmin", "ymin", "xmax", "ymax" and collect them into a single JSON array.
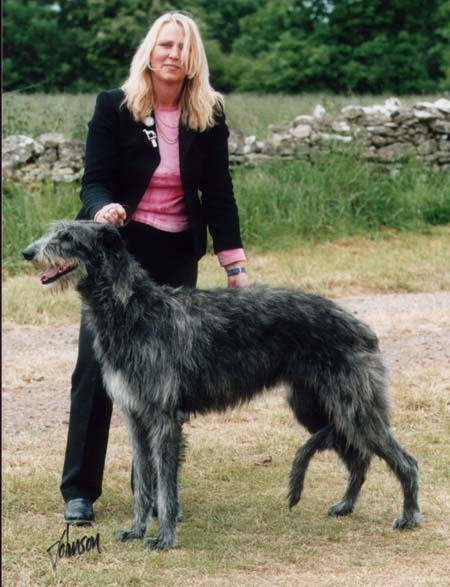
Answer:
[{"xmin": 64, "ymin": 498, "xmax": 94, "ymax": 526}]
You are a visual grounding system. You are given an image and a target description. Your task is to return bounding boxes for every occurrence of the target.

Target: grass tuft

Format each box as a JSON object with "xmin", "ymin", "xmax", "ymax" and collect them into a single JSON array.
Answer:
[{"xmin": 233, "ymin": 154, "xmax": 450, "ymax": 249}]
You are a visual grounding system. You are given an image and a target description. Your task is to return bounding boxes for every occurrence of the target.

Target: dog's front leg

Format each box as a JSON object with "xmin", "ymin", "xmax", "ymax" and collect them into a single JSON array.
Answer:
[
  {"xmin": 144, "ymin": 414, "xmax": 182, "ymax": 551},
  {"xmin": 117, "ymin": 412, "xmax": 155, "ymax": 542}
]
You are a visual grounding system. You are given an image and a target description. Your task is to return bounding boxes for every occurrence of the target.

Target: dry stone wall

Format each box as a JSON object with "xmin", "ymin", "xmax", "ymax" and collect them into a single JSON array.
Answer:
[
  {"xmin": 2, "ymin": 133, "xmax": 85, "ymax": 183},
  {"xmin": 230, "ymin": 97, "xmax": 450, "ymax": 171},
  {"xmin": 2, "ymin": 98, "xmax": 449, "ymax": 183}
]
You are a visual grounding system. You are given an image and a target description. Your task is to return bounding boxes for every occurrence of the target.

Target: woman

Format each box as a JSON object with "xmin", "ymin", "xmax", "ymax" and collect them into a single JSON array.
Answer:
[{"xmin": 62, "ymin": 11, "xmax": 249, "ymax": 524}]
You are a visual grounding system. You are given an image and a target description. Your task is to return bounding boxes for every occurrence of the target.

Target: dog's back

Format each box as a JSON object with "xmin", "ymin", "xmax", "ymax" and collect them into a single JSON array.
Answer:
[{"xmin": 170, "ymin": 286, "xmax": 382, "ymax": 416}]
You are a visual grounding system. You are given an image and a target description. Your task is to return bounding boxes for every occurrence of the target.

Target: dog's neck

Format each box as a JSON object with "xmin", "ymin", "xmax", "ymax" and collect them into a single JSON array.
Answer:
[{"xmin": 77, "ymin": 248, "xmax": 164, "ymax": 333}]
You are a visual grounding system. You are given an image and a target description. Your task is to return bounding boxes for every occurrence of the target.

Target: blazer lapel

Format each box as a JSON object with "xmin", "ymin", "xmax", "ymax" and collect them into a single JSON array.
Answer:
[{"xmin": 179, "ymin": 124, "xmax": 197, "ymax": 166}]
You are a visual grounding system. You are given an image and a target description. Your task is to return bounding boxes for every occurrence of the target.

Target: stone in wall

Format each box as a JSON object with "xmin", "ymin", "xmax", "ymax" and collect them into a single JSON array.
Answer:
[
  {"xmin": 2, "ymin": 135, "xmax": 44, "ymax": 177},
  {"xmin": 2, "ymin": 133, "xmax": 85, "ymax": 182}
]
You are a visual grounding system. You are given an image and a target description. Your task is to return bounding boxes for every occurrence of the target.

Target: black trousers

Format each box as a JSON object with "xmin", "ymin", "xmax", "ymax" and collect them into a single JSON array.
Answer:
[{"xmin": 61, "ymin": 222, "xmax": 198, "ymax": 502}]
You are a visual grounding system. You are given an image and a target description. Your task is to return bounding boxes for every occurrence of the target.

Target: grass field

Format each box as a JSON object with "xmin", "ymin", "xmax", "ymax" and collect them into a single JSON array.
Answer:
[
  {"xmin": 2, "ymin": 91, "xmax": 450, "ymax": 586},
  {"xmin": 2, "ymin": 273, "xmax": 450, "ymax": 586},
  {"xmin": 3, "ymin": 375, "xmax": 450, "ymax": 587},
  {"xmin": 3, "ymin": 227, "xmax": 450, "ymax": 587}
]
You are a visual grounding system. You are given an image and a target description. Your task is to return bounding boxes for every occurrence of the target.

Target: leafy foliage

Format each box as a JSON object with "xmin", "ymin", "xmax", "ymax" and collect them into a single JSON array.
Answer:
[{"xmin": 3, "ymin": 0, "xmax": 450, "ymax": 93}]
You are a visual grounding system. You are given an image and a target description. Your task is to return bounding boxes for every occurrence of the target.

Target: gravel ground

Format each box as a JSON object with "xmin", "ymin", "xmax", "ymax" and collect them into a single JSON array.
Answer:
[{"xmin": 2, "ymin": 292, "xmax": 449, "ymax": 437}]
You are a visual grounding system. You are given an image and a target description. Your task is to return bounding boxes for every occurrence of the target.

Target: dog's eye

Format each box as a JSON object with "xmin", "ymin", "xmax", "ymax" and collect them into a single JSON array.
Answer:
[{"xmin": 60, "ymin": 233, "xmax": 73, "ymax": 243}]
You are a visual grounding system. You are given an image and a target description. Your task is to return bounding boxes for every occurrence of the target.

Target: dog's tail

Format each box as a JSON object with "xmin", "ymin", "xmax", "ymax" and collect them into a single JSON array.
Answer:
[{"xmin": 288, "ymin": 423, "xmax": 335, "ymax": 509}]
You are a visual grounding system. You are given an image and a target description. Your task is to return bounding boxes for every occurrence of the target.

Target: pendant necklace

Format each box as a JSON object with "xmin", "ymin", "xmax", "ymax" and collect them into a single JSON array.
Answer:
[
  {"xmin": 155, "ymin": 115, "xmax": 179, "ymax": 144},
  {"xmin": 156, "ymin": 125, "xmax": 178, "ymax": 144}
]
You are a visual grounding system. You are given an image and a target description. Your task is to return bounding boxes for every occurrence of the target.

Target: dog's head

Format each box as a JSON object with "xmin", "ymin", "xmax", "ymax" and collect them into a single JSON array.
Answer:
[{"xmin": 22, "ymin": 220, "xmax": 124, "ymax": 292}]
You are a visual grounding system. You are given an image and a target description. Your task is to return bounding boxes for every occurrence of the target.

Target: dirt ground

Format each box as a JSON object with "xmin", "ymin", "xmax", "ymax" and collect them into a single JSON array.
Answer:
[{"xmin": 2, "ymin": 292, "xmax": 450, "ymax": 437}]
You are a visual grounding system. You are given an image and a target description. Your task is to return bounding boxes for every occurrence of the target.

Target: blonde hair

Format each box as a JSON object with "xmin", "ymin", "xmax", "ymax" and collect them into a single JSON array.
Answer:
[{"xmin": 121, "ymin": 12, "xmax": 223, "ymax": 131}]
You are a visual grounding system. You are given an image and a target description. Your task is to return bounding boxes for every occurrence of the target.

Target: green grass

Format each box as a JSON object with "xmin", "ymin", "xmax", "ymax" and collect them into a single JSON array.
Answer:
[
  {"xmin": 2, "ymin": 91, "xmax": 445, "ymax": 140},
  {"xmin": 2, "ymin": 91, "xmax": 449, "ymax": 586},
  {"xmin": 2, "ymin": 93, "xmax": 95, "ymax": 140},
  {"xmin": 3, "ymin": 152, "xmax": 450, "ymax": 275},
  {"xmin": 2, "ymin": 181, "xmax": 82, "ymax": 274},
  {"xmin": 233, "ymin": 154, "xmax": 450, "ymax": 249}
]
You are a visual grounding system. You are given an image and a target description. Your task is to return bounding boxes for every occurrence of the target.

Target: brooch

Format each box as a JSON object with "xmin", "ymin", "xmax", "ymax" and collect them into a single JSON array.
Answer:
[{"xmin": 142, "ymin": 129, "xmax": 158, "ymax": 148}]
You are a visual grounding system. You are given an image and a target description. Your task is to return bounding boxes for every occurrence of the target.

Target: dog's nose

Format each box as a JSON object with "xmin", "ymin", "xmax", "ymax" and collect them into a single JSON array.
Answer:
[{"xmin": 22, "ymin": 246, "xmax": 35, "ymax": 261}]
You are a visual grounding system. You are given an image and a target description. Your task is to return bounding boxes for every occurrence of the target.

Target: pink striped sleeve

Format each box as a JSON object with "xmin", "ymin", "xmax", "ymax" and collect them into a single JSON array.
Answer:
[{"xmin": 217, "ymin": 248, "xmax": 247, "ymax": 267}]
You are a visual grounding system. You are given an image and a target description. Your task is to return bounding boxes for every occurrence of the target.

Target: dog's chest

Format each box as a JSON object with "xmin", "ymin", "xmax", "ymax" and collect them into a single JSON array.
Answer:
[{"xmin": 101, "ymin": 366, "xmax": 140, "ymax": 414}]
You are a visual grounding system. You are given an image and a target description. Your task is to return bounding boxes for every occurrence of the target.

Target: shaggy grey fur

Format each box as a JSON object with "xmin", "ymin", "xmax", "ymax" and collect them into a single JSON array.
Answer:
[{"xmin": 23, "ymin": 221, "xmax": 421, "ymax": 550}]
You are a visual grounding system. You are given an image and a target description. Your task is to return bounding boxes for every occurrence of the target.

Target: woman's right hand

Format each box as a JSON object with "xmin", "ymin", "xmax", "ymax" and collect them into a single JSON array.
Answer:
[{"xmin": 94, "ymin": 203, "xmax": 127, "ymax": 227}]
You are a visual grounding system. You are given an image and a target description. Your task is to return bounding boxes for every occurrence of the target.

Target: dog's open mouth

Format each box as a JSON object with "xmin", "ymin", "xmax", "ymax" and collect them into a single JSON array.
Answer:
[{"xmin": 39, "ymin": 263, "xmax": 78, "ymax": 285}]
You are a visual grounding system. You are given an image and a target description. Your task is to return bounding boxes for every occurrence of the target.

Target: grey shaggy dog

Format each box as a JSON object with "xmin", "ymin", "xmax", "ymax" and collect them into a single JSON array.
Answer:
[{"xmin": 23, "ymin": 221, "xmax": 421, "ymax": 550}]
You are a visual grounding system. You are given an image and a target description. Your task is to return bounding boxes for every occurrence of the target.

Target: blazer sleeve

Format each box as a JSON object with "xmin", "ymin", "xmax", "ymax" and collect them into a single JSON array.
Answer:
[
  {"xmin": 199, "ymin": 112, "xmax": 244, "ymax": 254},
  {"xmin": 80, "ymin": 91, "xmax": 121, "ymax": 219}
]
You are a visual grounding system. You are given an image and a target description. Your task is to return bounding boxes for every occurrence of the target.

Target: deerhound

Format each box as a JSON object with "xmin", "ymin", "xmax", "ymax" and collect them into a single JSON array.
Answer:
[{"xmin": 23, "ymin": 221, "xmax": 420, "ymax": 550}]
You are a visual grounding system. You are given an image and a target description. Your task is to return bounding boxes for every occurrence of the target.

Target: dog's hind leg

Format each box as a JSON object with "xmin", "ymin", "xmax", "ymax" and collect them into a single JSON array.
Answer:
[
  {"xmin": 369, "ymin": 429, "xmax": 421, "ymax": 529},
  {"xmin": 328, "ymin": 441, "xmax": 371, "ymax": 517},
  {"xmin": 144, "ymin": 414, "xmax": 183, "ymax": 551},
  {"xmin": 287, "ymin": 382, "xmax": 335, "ymax": 509},
  {"xmin": 288, "ymin": 424, "xmax": 334, "ymax": 509},
  {"xmin": 117, "ymin": 413, "xmax": 155, "ymax": 542}
]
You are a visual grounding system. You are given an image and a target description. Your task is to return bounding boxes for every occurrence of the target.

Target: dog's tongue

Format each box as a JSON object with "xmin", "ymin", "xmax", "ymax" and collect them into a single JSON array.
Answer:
[{"xmin": 39, "ymin": 267, "xmax": 60, "ymax": 283}]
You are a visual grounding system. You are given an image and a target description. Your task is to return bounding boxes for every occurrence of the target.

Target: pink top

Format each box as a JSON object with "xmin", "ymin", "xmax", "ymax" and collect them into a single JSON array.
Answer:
[
  {"xmin": 131, "ymin": 106, "xmax": 245, "ymax": 267},
  {"xmin": 132, "ymin": 107, "xmax": 188, "ymax": 233}
]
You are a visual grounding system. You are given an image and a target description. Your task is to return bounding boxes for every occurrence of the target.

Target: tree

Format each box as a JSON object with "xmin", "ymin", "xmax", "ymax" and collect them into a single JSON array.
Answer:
[
  {"xmin": 185, "ymin": 0, "xmax": 264, "ymax": 52},
  {"xmin": 57, "ymin": 0, "xmax": 178, "ymax": 89},
  {"xmin": 3, "ymin": 0, "xmax": 449, "ymax": 93},
  {"xmin": 231, "ymin": 0, "xmax": 449, "ymax": 93},
  {"xmin": 3, "ymin": 0, "xmax": 69, "ymax": 91},
  {"xmin": 435, "ymin": 0, "xmax": 450, "ymax": 89},
  {"xmin": 4, "ymin": 0, "xmax": 184, "ymax": 92},
  {"xmin": 325, "ymin": 0, "xmax": 445, "ymax": 93}
]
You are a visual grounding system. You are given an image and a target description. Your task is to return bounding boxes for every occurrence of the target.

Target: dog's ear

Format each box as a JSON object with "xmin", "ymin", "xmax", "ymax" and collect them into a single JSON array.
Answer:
[{"xmin": 98, "ymin": 224, "xmax": 123, "ymax": 252}]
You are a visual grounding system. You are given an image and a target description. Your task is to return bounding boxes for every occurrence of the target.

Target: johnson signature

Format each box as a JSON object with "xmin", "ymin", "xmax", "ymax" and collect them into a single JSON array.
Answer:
[{"xmin": 47, "ymin": 524, "xmax": 101, "ymax": 571}]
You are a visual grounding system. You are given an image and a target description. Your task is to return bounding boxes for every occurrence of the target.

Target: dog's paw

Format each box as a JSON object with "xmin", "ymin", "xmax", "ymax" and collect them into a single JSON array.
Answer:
[
  {"xmin": 144, "ymin": 533, "xmax": 176, "ymax": 551},
  {"xmin": 328, "ymin": 500, "xmax": 354, "ymax": 517},
  {"xmin": 392, "ymin": 511, "xmax": 421, "ymax": 530},
  {"xmin": 116, "ymin": 529, "xmax": 144, "ymax": 542}
]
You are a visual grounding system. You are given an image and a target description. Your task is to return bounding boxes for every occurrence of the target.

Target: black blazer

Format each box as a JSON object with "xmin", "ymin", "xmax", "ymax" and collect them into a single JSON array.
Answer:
[{"xmin": 77, "ymin": 88, "xmax": 243, "ymax": 259}]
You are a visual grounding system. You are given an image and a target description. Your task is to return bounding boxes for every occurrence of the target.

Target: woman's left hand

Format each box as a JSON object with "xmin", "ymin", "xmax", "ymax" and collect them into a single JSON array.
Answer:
[
  {"xmin": 95, "ymin": 203, "xmax": 127, "ymax": 227},
  {"xmin": 225, "ymin": 264, "xmax": 250, "ymax": 288}
]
